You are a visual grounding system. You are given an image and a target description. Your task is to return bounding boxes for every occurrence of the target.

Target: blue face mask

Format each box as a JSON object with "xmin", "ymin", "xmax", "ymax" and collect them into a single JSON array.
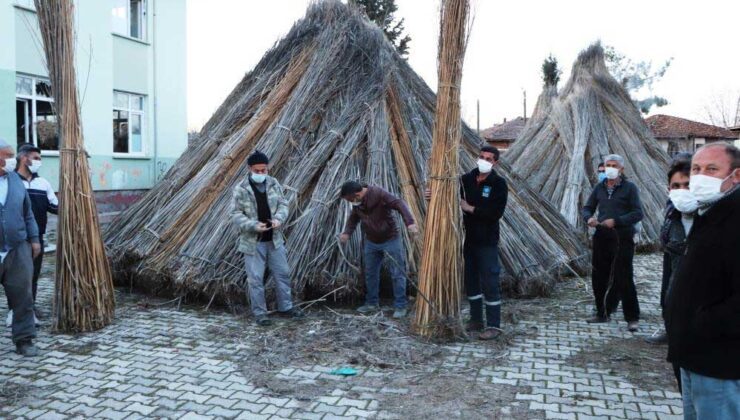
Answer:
[
  {"xmin": 251, "ymin": 173, "xmax": 266, "ymax": 183},
  {"xmin": 597, "ymin": 172, "xmax": 607, "ymax": 183}
]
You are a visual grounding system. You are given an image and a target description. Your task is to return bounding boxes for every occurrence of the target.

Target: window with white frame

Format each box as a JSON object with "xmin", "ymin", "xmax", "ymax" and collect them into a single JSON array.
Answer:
[
  {"xmin": 113, "ymin": 91, "xmax": 146, "ymax": 155},
  {"xmin": 15, "ymin": 74, "xmax": 59, "ymax": 152},
  {"xmin": 112, "ymin": 0, "xmax": 147, "ymax": 40}
]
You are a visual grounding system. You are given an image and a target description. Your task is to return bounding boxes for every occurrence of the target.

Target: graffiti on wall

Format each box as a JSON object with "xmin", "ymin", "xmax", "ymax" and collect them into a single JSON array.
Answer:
[{"xmin": 156, "ymin": 160, "xmax": 169, "ymax": 181}]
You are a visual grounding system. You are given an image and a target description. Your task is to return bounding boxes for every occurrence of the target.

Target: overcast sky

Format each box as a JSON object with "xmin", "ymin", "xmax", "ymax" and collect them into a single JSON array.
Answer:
[{"xmin": 186, "ymin": 0, "xmax": 740, "ymax": 131}]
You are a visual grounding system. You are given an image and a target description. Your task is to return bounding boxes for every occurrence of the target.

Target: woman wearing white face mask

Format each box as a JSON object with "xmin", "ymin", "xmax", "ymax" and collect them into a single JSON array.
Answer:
[{"xmin": 5, "ymin": 144, "xmax": 58, "ymax": 329}]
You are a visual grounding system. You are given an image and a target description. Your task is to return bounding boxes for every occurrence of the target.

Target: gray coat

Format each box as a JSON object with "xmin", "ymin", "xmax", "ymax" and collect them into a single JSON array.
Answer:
[{"xmin": 0, "ymin": 171, "xmax": 40, "ymax": 250}]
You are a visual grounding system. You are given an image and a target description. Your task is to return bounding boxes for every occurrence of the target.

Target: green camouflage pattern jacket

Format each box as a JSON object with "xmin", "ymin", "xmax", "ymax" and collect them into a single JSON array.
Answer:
[{"xmin": 230, "ymin": 175, "xmax": 290, "ymax": 255}]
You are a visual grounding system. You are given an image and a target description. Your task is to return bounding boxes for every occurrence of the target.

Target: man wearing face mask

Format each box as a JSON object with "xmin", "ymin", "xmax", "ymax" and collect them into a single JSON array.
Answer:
[
  {"xmin": 644, "ymin": 157, "xmax": 692, "ymax": 392},
  {"xmin": 0, "ymin": 139, "xmax": 41, "ymax": 356},
  {"xmin": 5, "ymin": 144, "xmax": 58, "ymax": 328},
  {"xmin": 231, "ymin": 151, "xmax": 303, "ymax": 326},
  {"xmin": 666, "ymin": 143, "xmax": 740, "ymax": 418},
  {"xmin": 582, "ymin": 154, "xmax": 643, "ymax": 332},
  {"xmin": 459, "ymin": 145, "xmax": 508, "ymax": 340},
  {"xmin": 339, "ymin": 181, "xmax": 418, "ymax": 319},
  {"xmin": 597, "ymin": 162, "xmax": 607, "ymax": 183}
]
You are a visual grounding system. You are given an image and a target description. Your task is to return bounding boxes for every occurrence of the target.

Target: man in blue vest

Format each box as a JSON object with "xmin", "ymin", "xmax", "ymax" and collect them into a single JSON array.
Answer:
[
  {"xmin": 5, "ymin": 143, "xmax": 58, "ymax": 328},
  {"xmin": 0, "ymin": 138, "xmax": 41, "ymax": 356}
]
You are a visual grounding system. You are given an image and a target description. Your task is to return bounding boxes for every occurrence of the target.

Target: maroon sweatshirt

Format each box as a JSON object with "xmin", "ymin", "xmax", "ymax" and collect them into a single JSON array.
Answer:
[{"xmin": 342, "ymin": 186, "xmax": 415, "ymax": 244}]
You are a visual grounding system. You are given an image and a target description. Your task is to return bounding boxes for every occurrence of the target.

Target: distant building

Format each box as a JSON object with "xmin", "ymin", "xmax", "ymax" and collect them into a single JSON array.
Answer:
[
  {"xmin": 645, "ymin": 114, "xmax": 739, "ymax": 157},
  {"xmin": 480, "ymin": 117, "xmax": 526, "ymax": 152},
  {"xmin": 1, "ymin": 0, "xmax": 187, "ymax": 211}
]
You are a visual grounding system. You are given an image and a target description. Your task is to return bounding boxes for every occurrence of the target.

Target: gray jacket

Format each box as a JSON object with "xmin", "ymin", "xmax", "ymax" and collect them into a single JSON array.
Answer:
[{"xmin": 0, "ymin": 171, "xmax": 40, "ymax": 250}]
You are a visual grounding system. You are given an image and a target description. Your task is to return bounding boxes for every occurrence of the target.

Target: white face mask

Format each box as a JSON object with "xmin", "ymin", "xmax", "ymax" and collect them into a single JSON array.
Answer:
[
  {"xmin": 351, "ymin": 200, "xmax": 362, "ymax": 207},
  {"xmin": 251, "ymin": 173, "xmax": 266, "ymax": 184},
  {"xmin": 689, "ymin": 173, "xmax": 732, "ymax": 204},
  {"xmin": 669, "ymin": 189, "xmax": 698, "ymax": 213},
  {"xmin": 604, "ymin": 167, "xmax": 620, "ymax": 180},
  {"xmin": 3, "ymin": 158, "xmax": 16, "ymax": 173},
  {"xmin": 477, "ymin": 159, "xmax": 493, "ymax": 173},
  {"xmin": 29, "ymin": 160, "xmax": 42, "ymax": 174}
]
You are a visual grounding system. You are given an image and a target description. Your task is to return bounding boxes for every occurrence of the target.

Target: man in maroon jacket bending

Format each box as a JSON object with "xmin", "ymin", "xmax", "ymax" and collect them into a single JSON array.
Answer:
[{"xmin": 339, "ymin": 182, "xmax": 418, "ymax": 319}]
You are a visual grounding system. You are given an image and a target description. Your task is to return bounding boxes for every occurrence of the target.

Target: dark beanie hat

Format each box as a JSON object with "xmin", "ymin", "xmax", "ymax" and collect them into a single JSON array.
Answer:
[{"xmin": 247, "ymin": 151, "xmax": 269, "ymax": 166}]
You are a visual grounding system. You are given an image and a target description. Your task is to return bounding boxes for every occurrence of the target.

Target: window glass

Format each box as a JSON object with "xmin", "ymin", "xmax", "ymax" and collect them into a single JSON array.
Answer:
[
  {"xmin": 131, "ymin": 95, "xmax": 143, "ymax": 111},
  {"xmin": 114, "ymin": 92, "xmax": 129, "ymax": 109},
  {"xmin": 16, "ymin": 99, "xmax": 31, "ymax": 147},
  {"xmin": 16, "ymin": 76, "xmax": 32, "ymax": 95},
  {"xmin": 130, "ymin": 0, "xmax": 142, "ymax": 39},
  {"xmin": 113, "ymin": 110, "xmax": 130, "ymax": 153},
  {"xmin": 35, "ymin": 101, "xmax": 59, "ymax": 151},
  {"xmin": 35, "ymin": 79, "xmax": 52, "ymax": 98},
  {"xmin": 130, "ymin": 114, "xmax": 142, "ymax": 153},
  {"xmin": 111, "ymin": 0, "xmax": 128, "ymax": 35}
]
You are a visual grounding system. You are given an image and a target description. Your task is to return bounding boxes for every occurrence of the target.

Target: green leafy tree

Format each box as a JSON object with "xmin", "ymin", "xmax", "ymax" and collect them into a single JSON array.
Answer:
[
  {"xmin": 604, "ymin": 45, "xmax": 673, "ymax": 114},
  {"xmin": 542, "ymin": 54, "xmax": 561, "ymax": 87},
  {"xmin": 351, "ymin": 0, "xmax": 411, "ymax": 57}
]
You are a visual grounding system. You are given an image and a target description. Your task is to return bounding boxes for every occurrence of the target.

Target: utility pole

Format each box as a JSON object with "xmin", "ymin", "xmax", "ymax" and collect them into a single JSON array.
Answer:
[
  {"xmin": 476, "ymin": 99, "xmax": 480, "ymax": 133},
  {"xmin": 523, "ymin": 89, "xmax": 527, "ymax": 122}
]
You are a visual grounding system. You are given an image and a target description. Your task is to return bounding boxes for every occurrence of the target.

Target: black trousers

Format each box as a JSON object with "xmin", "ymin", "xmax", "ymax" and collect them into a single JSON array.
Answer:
[
  {"xmin": 32, "ymin": 237, "xmax": 44, "ymax": 302},
  {"xmin": 591, "ymin": 227, "xmax": 640, "ymax": 321}
]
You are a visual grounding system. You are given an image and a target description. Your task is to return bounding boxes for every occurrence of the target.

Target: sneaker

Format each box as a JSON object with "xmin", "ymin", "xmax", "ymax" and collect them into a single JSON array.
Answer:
[
  {"xmin": 280, "ymin": 307, "xmax": 305, "ymax": 319},
  {"xmin": 465, "ymin": 320, "xmax": 484, "ymax": 332},
  {"xmin": 15, "ymin": 340, "xmax": 39, "ymax": 357},
  {"xmin": 586, "ymin": 315, "xmax": 609, "ymax": 324},
  {"xmin": 645, "ymin": 332, "xmax": 667, "ymax": 344},
  {"xmin": 5, "ymin": 310, "xmax": 11, "ymax": 328},
  {"xmin": 356, "ymin": 304, "xmax": 380, "ymax": 314},
  {"xmin": 479, "ymin": 327, "xmax": 502, "ymax": 341},
  {"xmin": 392, "ymin": 308, "xmax": 407, "ymax": 319},
  {"xmin": 628, "ymin": 321, "xmax": 639, "ymax": 332},
  {"xmin": 255, "ymin": 315, "xmax": 272, "ymax": 327}
]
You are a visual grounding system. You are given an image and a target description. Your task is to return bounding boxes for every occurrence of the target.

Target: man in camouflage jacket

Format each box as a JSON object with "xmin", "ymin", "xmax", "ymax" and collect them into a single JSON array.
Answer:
[{"xmin": 231, "ymin": 151, "xmax": 302, "ymax": 325}]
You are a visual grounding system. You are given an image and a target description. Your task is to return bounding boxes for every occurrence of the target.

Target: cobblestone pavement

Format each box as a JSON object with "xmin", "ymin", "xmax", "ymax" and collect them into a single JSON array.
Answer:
[{"xmin": 1, "ymin": 253, "xmax": 682, "ymax": 419}]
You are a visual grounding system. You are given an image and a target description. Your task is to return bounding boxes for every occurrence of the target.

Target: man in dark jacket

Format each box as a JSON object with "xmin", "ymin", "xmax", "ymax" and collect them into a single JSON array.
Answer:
[
  {"xmin": 339, "ymin": 182, "xmax": 417, "ymax": 319},
  {"xmin": 460, "ymin": 146, "xmax": 508, "ymax": 340},
  {"xmin": 582, "ymin": 153, "xmax": 643, "ymax": 331},
  {"xmin": 666, "ymin": 143, "xmax": 740, "ymax": 418},
  {"xmin": 649, "ymin": 158, "xmax": 692, "ymax": 346}
]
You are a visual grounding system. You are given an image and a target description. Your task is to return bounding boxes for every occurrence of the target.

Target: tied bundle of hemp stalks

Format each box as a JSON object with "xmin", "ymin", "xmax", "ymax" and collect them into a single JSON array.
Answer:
[
  {"xmin": 35, "ymin": 0, "xmax": 116, "ymax": 332},
  {"xmin": 413, "ymin": 0, "xmax": 469, "ymax": 338}
]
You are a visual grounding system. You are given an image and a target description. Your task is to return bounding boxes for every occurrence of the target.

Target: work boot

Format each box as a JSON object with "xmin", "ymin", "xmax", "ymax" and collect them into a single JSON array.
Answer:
[
  {"xmin": 356, "ymin": 304, "xmax": 380, "ymax": 314},
  {"xmin": 478, "ymin": 327, "xmax": 502, "ymax": 341},
  {"xmin": 628, "ymin": 321, "xmax": 639, "ymax": 332},
  {"xmin": 15, "ymin": 340, "xmax": 39, "ymax": 357},
  {"xmin": 255, "ymin": 315, "xmax": 272, "ymax": 327},
  {"xmin": 465, "ymin": 320, "xmax": 484, "ymax": 332},
  {"xmin": 392, "ymin": 308, "xmax": 407, "ymax": 319},
  {"xmin": 586, "ymin": 315, "xmax": 609, "ymax": 324},
  {"xmin": 645, "ymin": 332, "xmax": 667, "ymax": 345},
  {"xmin": 280, "ymin": 307, "xmax": 305, "ymax": 319}
]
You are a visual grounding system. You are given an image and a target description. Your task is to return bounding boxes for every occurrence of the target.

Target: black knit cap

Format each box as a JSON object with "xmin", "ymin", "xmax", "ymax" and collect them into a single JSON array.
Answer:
[{"xmin": 247, "ymin": 150, "xmax": 269, "ymax": 166}]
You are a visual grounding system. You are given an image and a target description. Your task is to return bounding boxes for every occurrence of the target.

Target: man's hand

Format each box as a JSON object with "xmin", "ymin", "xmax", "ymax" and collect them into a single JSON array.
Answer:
[
  {"xmin": 339, "ymin": 233, "xmax": 350, "ymax": 244},
  {"xmin": 31, "ymin": 242, "xmax": 41, "ymax": 258},
  {"xmin": 423, "ymin": 187, "xmax": 431, "ymax": 201},
  {"xmin": 255, "ymin": 222, "xmax": 271, "ymax": 232},
  {"xmin": 601, "ymin": 219, "xmax": 616, "ymax": 229},
  {"xmin": 407, "ymin": 224, "xmax": 419, "ymax": 235},
  {"xmin": 587, "ymin": 217, "xmax": 599, "ymax": 228},
  {"xmin": 271, "ymin": 219, "xmax": 282, "ymax": 229},
  {"xmin": 461, "ymin": 200, "xmax": 475, "ymax": 214}
]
